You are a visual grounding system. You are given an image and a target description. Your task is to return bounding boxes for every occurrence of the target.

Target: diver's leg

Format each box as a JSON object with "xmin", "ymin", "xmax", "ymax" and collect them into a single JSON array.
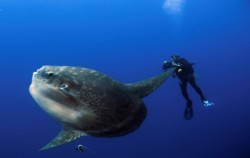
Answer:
[
  {"xmin": 179, "ymin": 81, "xmax": 192, "ymax": 107},
  {"xmin": 189, "ymin": 76, "xmax": 215, "ymax": 106},
  {"xmin": 188, "ymin": 76, "xmax": 206, "ymax": 101},
  {"xmin": 180, "ymin": 80, "xmax": 193, "ymax": 120}
]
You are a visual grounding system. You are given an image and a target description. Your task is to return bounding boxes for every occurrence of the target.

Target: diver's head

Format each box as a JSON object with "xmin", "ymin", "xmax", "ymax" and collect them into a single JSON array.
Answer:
[{"xmin": 171, "ymin": 55, "xmax": 180, "ymax": 61}]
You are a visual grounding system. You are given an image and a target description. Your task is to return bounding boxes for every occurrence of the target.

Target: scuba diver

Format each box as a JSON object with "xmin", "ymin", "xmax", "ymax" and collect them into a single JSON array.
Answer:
[
  {"xmin": 76, "ymin": 144, "xmax": 87, "ymax": 152},
  {"xmin": 76, "ymin": 144, "xmax": 95, "ymax": 153},
  {"xmin": 162, "ymin": 55, "xmax": 214, "ymax": 120}
]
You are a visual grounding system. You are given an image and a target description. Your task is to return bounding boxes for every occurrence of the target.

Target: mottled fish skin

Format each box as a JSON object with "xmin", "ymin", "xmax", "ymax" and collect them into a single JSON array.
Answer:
[{"xmin": 29, "ymin": 65, "xmax": 175, "ymax": 150}]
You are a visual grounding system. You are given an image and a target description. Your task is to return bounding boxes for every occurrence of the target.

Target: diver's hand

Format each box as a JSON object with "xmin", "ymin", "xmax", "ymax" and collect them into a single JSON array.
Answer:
[
  {"xmin": 162, "ymin": 61, "xmax": 172, "ymax": 71},
  {"xmin": 172, "ymin": 62, "xmax": 181, "ymax": 67}
]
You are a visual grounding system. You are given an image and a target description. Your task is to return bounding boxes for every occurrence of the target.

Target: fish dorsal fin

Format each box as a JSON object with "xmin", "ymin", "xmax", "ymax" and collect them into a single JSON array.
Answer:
[
  {"xmin": 39, "ymin": 128, "xmax": 86, "ymax": 151},
  {"xmin": 125, "ymin": 68, "xmax": 175, "ymax": 98}
]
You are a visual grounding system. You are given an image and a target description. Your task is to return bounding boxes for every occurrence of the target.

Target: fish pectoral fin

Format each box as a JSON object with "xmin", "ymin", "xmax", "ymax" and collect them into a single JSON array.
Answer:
[{"xmin": 39, "ymin": 128, "xmax": 85, "ymax": 151}]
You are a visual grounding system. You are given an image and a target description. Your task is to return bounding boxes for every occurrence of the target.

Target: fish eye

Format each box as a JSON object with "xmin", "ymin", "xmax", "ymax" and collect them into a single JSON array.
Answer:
[
  {"xmin": 60, "ymin": 83, "xmax": 69, "ymax": 90},
  {"xmin": 47, "ymin": 72, "xmax": 54, "ymax": 77}
]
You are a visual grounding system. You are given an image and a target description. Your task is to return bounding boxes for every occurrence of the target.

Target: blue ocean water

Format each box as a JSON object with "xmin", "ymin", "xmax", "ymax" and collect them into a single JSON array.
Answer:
[{"xmin": 0, "ymin": 0, "xmax": 250, "ymax": 157}]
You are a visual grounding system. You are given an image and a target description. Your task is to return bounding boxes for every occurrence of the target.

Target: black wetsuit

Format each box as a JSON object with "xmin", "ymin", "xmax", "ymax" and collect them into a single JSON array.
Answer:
[{"xmin": 173, "ymin": 57, "xmax": 206, "ymax": 107}]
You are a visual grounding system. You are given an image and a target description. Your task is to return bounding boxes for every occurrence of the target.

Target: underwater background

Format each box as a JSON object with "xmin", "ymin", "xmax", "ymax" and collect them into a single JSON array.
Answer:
[{"xmin": 0, "ymin": 0, "xmax": 250, "ymax": 157}]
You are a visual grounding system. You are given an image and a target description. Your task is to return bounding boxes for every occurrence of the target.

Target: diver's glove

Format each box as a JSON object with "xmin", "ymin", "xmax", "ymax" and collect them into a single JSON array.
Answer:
[{"xmin": 162, "ymin": 61, "xmax": 173, "ymax": 71}]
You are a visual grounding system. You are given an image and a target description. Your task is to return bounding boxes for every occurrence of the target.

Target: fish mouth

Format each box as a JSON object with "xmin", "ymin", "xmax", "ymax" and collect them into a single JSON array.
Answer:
[
  {"xmin": 29, "ymin": 75, "xmax": 45, "ymax": 98},
  {"xmin": 31, "ymin": 71, "xmax": 40, "ymax": 85},
  {"xmin": 30, "ymin": 66, "xmax": 47, "ymax": 96},
  {"xmin": 31, "ymin": 66, "xmax": 48, "ymax": 83},
  {"xmin": 33, "ymin": 66, "xmax": 45, "ymax": 76}
]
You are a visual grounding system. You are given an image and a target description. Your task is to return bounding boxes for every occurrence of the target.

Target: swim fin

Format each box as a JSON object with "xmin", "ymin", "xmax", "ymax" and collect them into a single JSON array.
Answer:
[
  {"xmin": 203, "ymin": 100, "xmax": 215, "ymax": 107},
  {"xmin": 184, "ymin": 106, "xmax": 193, "ymax": 120}
]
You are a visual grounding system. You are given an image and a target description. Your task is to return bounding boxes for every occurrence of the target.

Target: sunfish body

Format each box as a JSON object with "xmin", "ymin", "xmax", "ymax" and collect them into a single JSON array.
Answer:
[{"xmin": 29, "ymin": 66, "xmax": 174, "ymax": 151}]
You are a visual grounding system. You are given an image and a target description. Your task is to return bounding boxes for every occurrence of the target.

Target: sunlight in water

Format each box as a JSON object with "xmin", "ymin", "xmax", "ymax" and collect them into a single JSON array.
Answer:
[{"xmin": 163, "ymin": 0, "xmax": 185, "ymax": 13}]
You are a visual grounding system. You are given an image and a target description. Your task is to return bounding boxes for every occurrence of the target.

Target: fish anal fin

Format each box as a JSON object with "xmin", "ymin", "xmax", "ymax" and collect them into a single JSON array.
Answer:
[{"xmin": 39, "ymin": 128, "xmax": 85, "ymax": 151}]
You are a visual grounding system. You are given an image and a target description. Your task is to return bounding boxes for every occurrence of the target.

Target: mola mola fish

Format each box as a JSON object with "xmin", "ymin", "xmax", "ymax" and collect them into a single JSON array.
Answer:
[{"xmin": 29, "ymin": 65, "xmax": 175, "ymax": 151}]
